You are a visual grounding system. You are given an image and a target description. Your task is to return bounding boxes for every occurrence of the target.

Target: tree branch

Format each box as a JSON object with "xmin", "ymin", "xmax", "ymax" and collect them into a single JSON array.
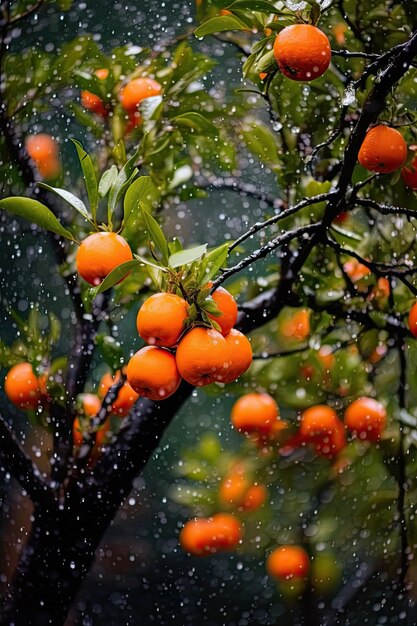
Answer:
[{"xmin": 0, "ymin": 414, "xmax": 55, "ymax": 506}]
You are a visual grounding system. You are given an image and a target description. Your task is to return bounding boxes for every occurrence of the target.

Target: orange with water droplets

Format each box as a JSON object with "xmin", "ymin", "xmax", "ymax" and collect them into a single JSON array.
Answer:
[
  {"xmin": 175, "ymin": 327, "xmax": 230, "ymax": 386},
  {"xmin": 81, "ymin": 68, "xmax": 109, "ymax": 117},
  {"xmin": 206, "ymin": 282, "xmax": 238, "ymax": 336},
  {"xmin": 4, "ymin": 362, "xmax": 43, "ymax": 410},
  {"xmin": 300, "ymin": 404, "xmax": 346, "ymax": 458},
  {"xmin": 409, "ymin": 301, "xmax": 417, "ymax": 338},
  {"xmin": 222, "ymin": 328, "xmax": 252, "ymax": 383},
  {"xmin": 76, "ymin": 231, "xmax": 133, "ymax": 286},
  {"xmin": 344, "ymin": 396, "xmax": 387, "ymax": 442},
  {"xmin": 136, "ymin": 292, "xmax": 189, "ymax": 348},
  {"xmin": 231, "ymin": 392, "xmax": 279, "ymax": 436},
  {"xmin": 273, "ymin": 25, "xmax": 331, "ymax": 82},
  {"xmin": 281, "ymin": 309, "xmax": 310, "ymax": 341},
  {"xmin": 358, "ymin": 125, "xmax": 407, "ymax": 174},
  {"xmin": 127, "ymin": 346, "xmax": 181, "ymax": 401},
  {"xmin": 240, "ymin": 484, "xmax": 267, "ymax": 512}
]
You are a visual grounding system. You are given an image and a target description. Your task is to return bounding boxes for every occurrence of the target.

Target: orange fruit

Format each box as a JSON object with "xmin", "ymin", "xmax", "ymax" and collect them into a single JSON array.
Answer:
[
  {"xmin": 180, "ymin": 513, "xmax": 241, "ymax": 556},
  {"xmin": 136, "ymin": 292, "xmax": 189, "ymax": 348},
  {"xmin": 332, "ymin": 22, "xmax": 347, "ymax": 46},
  {"xmin": 300, "ymin": 405, "xmax": 346, "ymax": 458},
  {"xmin": 204, "ymin": 283, "xmax": 237, "ymax": 333},
  {"xmin": 81, "ymin": 70, "xmax": 109, "ymax": 116},
  {"xmin": 98, "ymin": 371, "xmax": 139, "ymax": 416},
  {"xmin": 402, "ymin": 147, "xmax": 417, "ymax": 189},
  {"xmin": 175, "ymin": 327, "xmax": 230, "ymax": 386},
  {"xmin": 218, "ymin": 463, "xmax": 249, "ymax": 507},
  {"xmin": 206, "ymin": 283, "xmax": 238, "ymax": 336},
  {"xmin": 344, "ymin": 397, "xmax": 387, "ymax": 442},
  {"xmin": 4, "ymin": 362, "xmax": 43, "ymax": 410},
  {"xmin": 222, "ymin": 328, "xmax": 253, "ymax": 383},
  {"xmin": 240, "ymin": 484, "xmax": 267, "ymax": 512},
  {"xmin": 266, "ymin": 545, "xmax": 310, "ymax": 580},
  {"xmin": 273, "ymin": 25, "xmax": 331, "ymax": 82},
  {"xmin": 119, "ymin": 77, "xmax": 162, "ymax": 111},
  {"xmin": 25, "ymin": 134, "xmax": 61, "ymax": 179},
  {"xmin": 358, "ymin": 125, "xmax": 407, "ymax": 174},
  {"xmin": 231, "ymin": 392, "xmax": 279, "ymax": 436},
  {"xmin": 126, "ymin": 346, "xmax": 181, "ymax": 401},
  {"xmin": 281, "ymin": 309, "xmax": 310, "ymax": 341},
  {"xmin": 76, "ymin": 231, "xmax": 133, "ymax": 286},
  {"xmin": 409, "ymin": 301, "xmax": 417, "ymax": 338}
]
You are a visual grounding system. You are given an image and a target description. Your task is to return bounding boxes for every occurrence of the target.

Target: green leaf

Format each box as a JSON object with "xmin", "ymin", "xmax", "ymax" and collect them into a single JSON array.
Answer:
[
  {"xmin": 200, "ymin": 242, "xmax": 229, "ymax": 284},
  {"xmin": 330, "ymin": 224, "xmax": 362, "ymax": 242},
  {"xmin": 108, "ymin": 146, "xmax": 141, "ymax": 217},
  {"xmin": 0, "ymin": 197, "xmax": 75, "ymax": 241},
  {"xmin": 71, "ymin": 139, "xmax": 99, "ymax": 220},
  {"xmin": 226, "ymin": 0, "xmax": 287, "ymax": 14},
  {"xmin": 142, "ymin": 205, "xmax": 170, "ymax": 265},
  {"xmin": 93, "ymin": 259, "xmax": 141, "ymax": 295},
  {"xmin": 201, "ymin": 296, "xmax": 222, "ymax": 317},
  {"xmin": 169, "ymin": 244, "xmax": 208, "ymax": 269},
  {"xmin": 38, "ymin": 183, "xmax": 91, "ymax": 223},
  {"xmin": 139, "ymin": 95, "xmax": 163, "ymax": 122},
  {"xmin": 173, "ymin": 112, "xmax": 218, "ymax": 136},
  {"xmin": 48, "ymin": 312, "xmax": 61, "ymax": 345},
  {"xmin": 242, "ymin": 120, "xmax": 280, "ymax": 169},
  {"xmin": 98, "ymin": 165, "xmax": 118, "ymax": 198},
  {"xmin": 123, "ymin": 176, "xmax": 159, "ymax": 226},
  {"xmin": 194, "ymin": 16, "xmax": 250, "ymax": 38},
  {"xmin": 135, "ymin": 254, "xmax": 169, "ymax": 272}
]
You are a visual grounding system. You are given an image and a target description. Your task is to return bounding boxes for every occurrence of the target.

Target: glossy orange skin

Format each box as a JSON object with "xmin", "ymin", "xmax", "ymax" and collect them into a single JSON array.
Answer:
[
  {"xmin": 206, "ymin": 283, "xmax": 238, "ymax": 336},
  {"xmin": 4, "ymin": 362, "xmax": 42, "ymax": 410},
  {"xmin": 99, "ymin": 371, "xmax": 139, "ymax": 417},
  {"xmin": 273, "ymin": 25, "xmax": 331, "ymax": 82},
  {"xmin": 81, "ymin": 91, "xmax": 107, "ymax": 116},
  {"xmin": 25, "ymin": 134, "xmax": 61, "ymax": 179},
  {"xmin": 76, "ymin": 232, "xmax": 133, "ymax": 286},
  {"xmin": 409, "ymin": 302, "xmax": 417, "ymax": 338},
  {"xmin": 231, "ymin": 392, "xmax": 279, "ymax": 436},
  {"xmin": 136, "ymin": 293, "xmax": 189, "ymax": 348},
  {"xmin": 344, "ymin": 397, "xmax": 387, "ymax": 442},
  {"xmin": 180, "ymin": 513, "xmax": 241, "ymax": 556},
  {"xmin": 266, "ymin": 545, "xmax": 310, "ymax": 580},
  {"xmin": 222, "ymin": 329, "xmax": 253, "ymax": 383},
  {"xmin": 358, "ymin": 125, "xmax": 407, "ymax": 174},
  {"xmin": 126, "ymin": 346, "xmax": 181, "ymax": 401},
  {"xmin": 119, "ymin": 77, "xmax": 162, "ymax": 111},
  {"xmin": 175, "ymin": 327, "xmax": 230, "ymax": 386}
]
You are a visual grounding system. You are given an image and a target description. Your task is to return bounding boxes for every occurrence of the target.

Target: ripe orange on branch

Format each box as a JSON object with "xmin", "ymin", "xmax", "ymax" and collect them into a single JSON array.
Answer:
[
  {"xmin": 408, "ymin": 301, "xmax": 417, "ymax": 337},
  {"xmin": 119, "ymin": 77, "xmax": 162, "ymax": 111},
  {"xmin": 231, "ymin": 392, "xmax": 279, "ymax": 436},
  {"xmin": 175, "ymin": 327, "xmax": 230, "ymax": 386},
  {"xmin": 4, "ymin": 362, "xmax": 43, "ymax": 410},
  {"xmin": 344, "ymin": 396, "xmax": 387, "ymax": 441},
  {"xmin": 273, "ymin": 24, "xmax": 331, "ymax": 82},
  {"xmin": 222, "ymin": 328, "xmax": 253, "ymax": 383},
  {"xmin": 136, "ymin": 292, "xmax": 189, "ymax": 348},
  {"xmin": 358, "ymin": 125, "xmax": 407, "ymax": 174},
  {"xmin": 299, "ymin": 405, "xmax": 346, "ymax": 458},
  {"xmin": 76, "ymin": 231, "xmax": 133, "ymax": 286},
  {"xmin": 126, "ymin": 346, "xmax": 181, "ymax": 401},
  {"xmin": 206, "ymin": 282, "xmax": 238, "ymax": 336}
]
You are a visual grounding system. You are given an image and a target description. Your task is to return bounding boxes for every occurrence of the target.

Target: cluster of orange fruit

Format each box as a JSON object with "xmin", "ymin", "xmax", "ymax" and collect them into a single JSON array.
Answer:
[
  {"xmin": 81, "ymin": 70, "xmax": 161, "ymax": 133},
  {"xmin": 230, "ymin": 392, "xmax": 388, "ymax": 459},
  {"xmin": 125, "ymin": 287, "xmax": 252, "ymax": 400}
]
